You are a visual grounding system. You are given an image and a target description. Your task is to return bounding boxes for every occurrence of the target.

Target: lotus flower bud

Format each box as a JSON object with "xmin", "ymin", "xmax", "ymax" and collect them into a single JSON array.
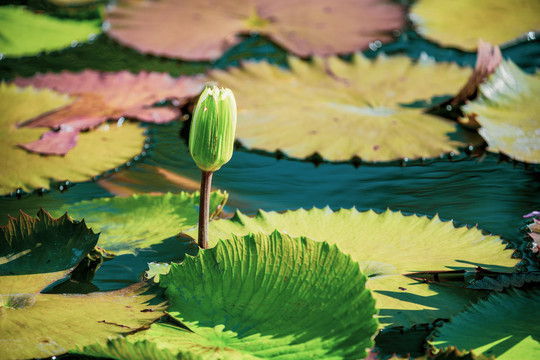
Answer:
[{"xmin": 189, "ymin": 86, "xmax": 237, "ymax": 172}]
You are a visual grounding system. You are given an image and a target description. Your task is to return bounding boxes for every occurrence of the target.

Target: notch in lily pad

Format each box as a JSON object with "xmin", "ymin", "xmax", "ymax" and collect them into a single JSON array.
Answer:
[{"xmin": 189, "ymin": 86, "xmax": 237, "ymax": 249}]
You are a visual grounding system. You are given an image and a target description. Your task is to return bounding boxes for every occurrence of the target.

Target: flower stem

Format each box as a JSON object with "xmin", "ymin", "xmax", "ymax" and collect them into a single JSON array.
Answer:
[{"xmin": 198, "ymin": 170, "xmax": 213, "ymax": 249}]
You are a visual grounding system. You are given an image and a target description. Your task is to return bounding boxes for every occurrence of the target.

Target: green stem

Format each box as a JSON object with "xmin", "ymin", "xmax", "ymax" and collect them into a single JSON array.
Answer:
[{"xmin": 198, "ymin": 170, "xmax": 213, "ymax": 249}]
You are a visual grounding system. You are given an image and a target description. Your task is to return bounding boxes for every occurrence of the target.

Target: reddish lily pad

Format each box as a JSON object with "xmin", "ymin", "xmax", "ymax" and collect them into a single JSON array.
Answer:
[
  {"xmin": 14, "ymin": 70, "xmax": 205, "ymax": 155},
  {"xmin": 0, "ymin": 83, "xmax": 146, "ymax": 195},
  {"xmin": 106, "ymin": 0, "xmax": 406, "ymax": 60}
]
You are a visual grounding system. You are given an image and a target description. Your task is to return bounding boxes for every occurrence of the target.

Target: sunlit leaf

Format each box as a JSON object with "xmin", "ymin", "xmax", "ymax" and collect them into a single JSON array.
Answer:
[
  {"xmin": 51, "ymin": 191, "xmax": 228, "ymax": 255},
  {"xmin": 74, "ymin": 338, "xmax": 200, "ymax": 360},
  {"xmin": 0, "ymin": 5, "xmax": 101, "ymax": 57},
  {"xmin": 183, "ymin": 207, "xmax": 517, "ymax": 328},
  {"xmin": 429, "ymin": 288, "xmax": 540, "ymax": 359},
  {"xmin": 462, "ymin": 60, "xmax": 540, "ymax": 164},
  {"xmin": 106, "ymin": 0, "xmax": 406, "ymax": 60},
  {"xmin": 410, "ymin": 0, "xmax": 540, "ymax": 51},
  {"xmin": 84, "ymin": 232, "xmax": 379, "ymax": 359},
  {"xmin": 0, "ymin": 208, "xmax": 98, "ymax": 293},
  {"xmin": 1, "ymin": 83, "xmax": 146, "ymax": 195},
  {"xmin": 13, "ymin": 70, "xmax": 205, "ymax": 155},
  {"xmin": 210, "ymin": 54, "xmax": 482, "ymax": 162},
  {"xmin": 0, "ymin": 281, "xmax": 166, "ymax": 360}
]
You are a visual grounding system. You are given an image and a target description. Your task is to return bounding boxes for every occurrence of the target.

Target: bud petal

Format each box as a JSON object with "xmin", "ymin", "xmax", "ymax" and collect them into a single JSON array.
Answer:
[{"xmin": 189, "ymin": 86, "xmax": 237, "ymax": 172}]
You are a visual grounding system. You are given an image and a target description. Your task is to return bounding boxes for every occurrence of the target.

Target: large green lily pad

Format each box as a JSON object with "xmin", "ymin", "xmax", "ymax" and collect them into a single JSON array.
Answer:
[
  {"xmin": 0, "ymin": 208, "xmax": 98, "ymax": 293},
  {"xmin": 210, "ymin": 55, "xmax": 481, "ymax": 162},
  {"xmin": 410, "ymin": 0, "xmax": 540, "ymax": 51},
  {"xmin": 429, "ymin": 288, "xmax": 540, "ymax": 359},
  {"xmin": 0, "ymin": 5, "xmax": 101, "ymax": 58},
  {"xmin": 183, "ymin": 207, "xmax": 516, "ymax": 328},
  {"xmin": 0, "ymin": 83, "xmax": 146, "ymax": 195},
  {"xmin": 51, "ymin": 191, "xmax": 228, "ymax": 255},
  {"xmin": 0, "ymin": 281, "xmax": 166, "ymax": 360},
  {"xmin": 462, "ymin": 60, "xmax": 540, "ymax": 164},
  {"xmin": 81, "ymin": 232, "xmax": 379, "ymax": 359}
]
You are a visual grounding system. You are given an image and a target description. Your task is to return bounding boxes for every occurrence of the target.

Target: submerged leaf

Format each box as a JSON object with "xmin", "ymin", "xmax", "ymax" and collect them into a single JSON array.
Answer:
[
  {"xmin": 429, "ymin": 288, "xmax": 540, "ymax": 359},
  {"xmin": 0, "ymin": 5, "xmax": 101, "ymax": 57},
  {"xmin": 0, "ymin": 208, "xmax": 98, "ymax": 293},
  {"xmin": 0, "ymin": 83, "xmax": 146, "ymax": 195},
  {"xmin": 410, "ymin": 0, "xmax": 540, "ymax": 51},
  {"xmin": 106, "ymin": 0, "xmax": 406, "ymax": 60},
  {"xmin": 462, "ymin": 60, "xmax": 540, "ymax": 164},
  {"xmin": 13, "ymin": 70, "xmax": 205, "ymax": 155},
  {"xmin": 0, "ymin": 281, "xmax": 166, "ymax": 360},
  {"xmin": 183, "ymin": 207, "xmax": 517, "ymax": 328},
  {"xmin": 52, "ymin": 191, "xmax": 228, "ymax": 255},
  {"xmin": 98, "ymin": 232, "xmax": 379, "ymax": 359},
  {"xmin": 210, "ymin": 55, "xmax": 481, "ymax": 162}
]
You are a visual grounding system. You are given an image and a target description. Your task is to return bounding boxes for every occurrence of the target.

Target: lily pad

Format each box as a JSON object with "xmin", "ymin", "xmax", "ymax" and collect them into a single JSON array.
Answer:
[
  {"xmin": 410, "ymin": 0, "xmax": 540, "ymax": 51},
  {"xmin": 183, "ymin": 207, "xmax": 517, "ymax": 328},
  {"xmin": 0, "ymin": 281, "xmax": 166, "ymax": 360},
  {"xmin": 51, "ymin": 191, "xmax": 228, "ymax": 255},
  {"xmin": 462, "ymin": 60, "xmax": 540, "ymax": 164},
  {"xmin": 105, "ymin": 0, "xmax": 406, "ymax": 60},
  {"xmin": 84, "ymin": 232, "xmax": 379, "ymax": 359},
  {"xmin": 210, "ymin": 54, "xmax": 481, "ymax": 162},
  {"xmin": 0, "ymin": 5, "xmax": 101, "ymax": 58},
  {"xmin": 0, "ymin": 83, "xmax": 146, "ymax": 195},
  {"xmin": 14, "ymin": 70, "xmax": 205, "ymax": 155},
  {"xmin": 0, "ymin": 208, "xmax": 98, "ymax": 293},
  {"xmin": 429, "ymin": 288, "xmax": 540, "ymax": 359},
  {"xmin": 74, "ymin": 338, "xmax": 200, "ymax": 360}
]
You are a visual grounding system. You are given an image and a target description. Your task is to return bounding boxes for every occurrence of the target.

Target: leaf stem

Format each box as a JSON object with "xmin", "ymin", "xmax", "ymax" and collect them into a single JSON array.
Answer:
[{"xmin": 198, "ymin": 170, "xmax": 213, "ymax": 249}]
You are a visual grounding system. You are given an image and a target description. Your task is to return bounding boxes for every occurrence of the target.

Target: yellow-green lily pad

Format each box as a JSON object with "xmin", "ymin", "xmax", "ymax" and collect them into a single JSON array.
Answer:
[
  {"xmin": 0, "ymin": 5, "xmax": 101, "ymax": 58},
  {"xmin": 183, "ymin": 207, "xmax": 517, "ymax": 328},
  {"xmin": 51, "ymin": 191, "xmax": 228, "ymax": 255},
  {"xmin": 463, "ymin": 60, "xmax": 540, "ymax": 164},
  {"xmin": 0, "ymin": 83, "xmax": 146, "ymax": 195},
  {"xmin": 210, "ymin": 54, "xmax": 481, "ymax": 162},
  {"xmin": 0, "ymin": 281, "xmax": 166, "ymax": 360},
  {"xmin": 410, "ymin": 0, "xmax": 540, "ymax": 51}
]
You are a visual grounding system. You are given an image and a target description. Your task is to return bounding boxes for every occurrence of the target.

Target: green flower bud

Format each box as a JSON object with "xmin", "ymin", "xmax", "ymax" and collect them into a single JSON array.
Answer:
[{"xmin": 189, "ymin": 86, "xmax": 237, "ymax": 172}]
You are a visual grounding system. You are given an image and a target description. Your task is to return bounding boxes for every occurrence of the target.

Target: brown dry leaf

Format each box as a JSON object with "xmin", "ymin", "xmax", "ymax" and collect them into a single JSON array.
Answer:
[
  {"xmin": 210, "ymin": 54, "xmax": 482, "ymax": 162},
  {"xmin": 14, "ymin": 70, "xmax": 205, "ymax": 155},
  {"xmin": 410, "ymin": 0, "xmax": 540, "ymax": 51},
  {"xmin": 106, "ymin": 0, "xmax": 406, "ymax": 60}
]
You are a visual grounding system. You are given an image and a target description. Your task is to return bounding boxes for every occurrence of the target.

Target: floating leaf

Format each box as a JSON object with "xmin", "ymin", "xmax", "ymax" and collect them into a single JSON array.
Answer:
[
  {"xmin": 210, "ymin": 55, "xmax": 481, "ymax": 162},
  {"xmin": 183, "ymin": 207, "xmax": 517, "ymax": 328},
  {"xmin": 0, "ymin": 5, "xmax": 101, "ymax": 57},
  {"xmin": 0, "ymin": 281, "xmax": 166, "ymax": 360},
  {"xmin": 106, "ymin": 0, "xmax": 406, "ymax": 60},
  {"xmin": 462, "ymin": 60, "xmax": 540, "ymax": 164},
  {"xmin": 410, "ymin": 0, "xmax": 540, "ymax": 51},
  {"xmin": 89, "ymin": 232, "xmax": 378, "ymax": 359},
  {"xmin": 13, "ymin": 70, "xmax": 205, "ymax": 155},
  {"xmin": 74, "ymin": 338, "xmax": 200, "ymax": 360},
  {"xmin": 0, "ymin": 208, "xmax": 98, "ymax": 293},
  {"xmin": 467, "ymin": 272, "xmax": 540, "ymax": 291},
  {"xmin": 429, "ymin": 288, "xmax": 540, "ymax": 359},
  {"xmin": 51, "ymin": 191, "xmax": 228, "ymax": 255},
  {"xmin": 0, "ymin": 83, "xmax": 146, "ymax": 195}
]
